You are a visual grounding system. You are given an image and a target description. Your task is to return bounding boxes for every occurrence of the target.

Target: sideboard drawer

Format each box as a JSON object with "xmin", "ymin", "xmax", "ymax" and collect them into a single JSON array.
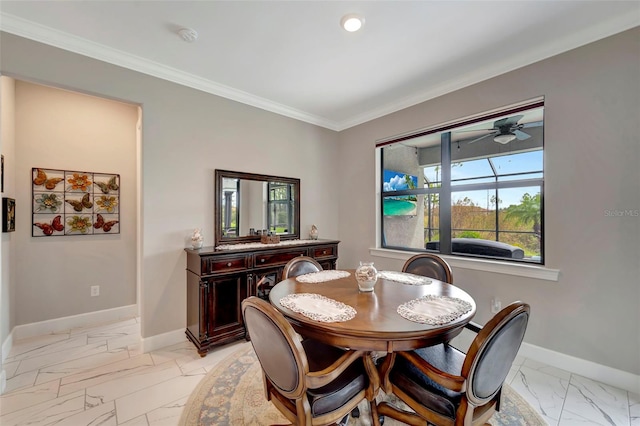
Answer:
[
  {"xmin": 312, "ymin": 245, "xmax": 336, "ymax": 259},
  {"xmin": 206, "ymin": 255, "xmax": 250, "ymax": 274},
  {"xmin": 254, "ymin": 249, "xmax": 308, "ymax": 267}
]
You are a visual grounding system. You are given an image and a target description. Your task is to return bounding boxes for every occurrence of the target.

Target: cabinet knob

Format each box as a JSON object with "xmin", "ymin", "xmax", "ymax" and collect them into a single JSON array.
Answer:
[
  {"xmin": 260, "ymin": 259, "xmax": 265, "ymax": 263},
  {"xmin": 227, "ymin": 262, "xmax": 232, "ymax": 267},
  {"xmin": 322, "ymin": 250, "xmax": 327, "ymax": 254}
]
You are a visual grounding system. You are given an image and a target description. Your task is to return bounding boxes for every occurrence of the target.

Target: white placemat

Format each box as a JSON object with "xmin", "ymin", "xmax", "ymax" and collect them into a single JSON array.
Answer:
[
  {"xmin": 296, "ymin": 270, "xmax": 351, "ymax": 283},
  {"xmin": 397, "ymin": 295, "xmax": 472, "ymax": 325},
  {"xmin": 378, "ymin": 270, "xmax": 432, "ymax": 286},
  {"xmin": 279, "ymin": 293, "xmax": 356, "ymax": 322}
]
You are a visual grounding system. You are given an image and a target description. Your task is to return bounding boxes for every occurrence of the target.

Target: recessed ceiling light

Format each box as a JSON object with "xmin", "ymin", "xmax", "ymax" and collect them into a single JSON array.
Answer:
[
  {"xmin": 178, "ymin": 28, "xmax": 198, "ymax": 42},
  {"xmin": 340, "ymin": 14, "xmax": 364, "ymax": 32}
]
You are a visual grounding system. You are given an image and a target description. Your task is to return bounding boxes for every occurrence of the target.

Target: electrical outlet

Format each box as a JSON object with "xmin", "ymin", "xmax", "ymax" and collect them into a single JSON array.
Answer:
[
  {"xmin": 91, "ymin": 285, "xmax": 100, "ymax": 297},
  {"xmin": 491, "ymin": 298, "xmax": 501, "ymax": 314}
]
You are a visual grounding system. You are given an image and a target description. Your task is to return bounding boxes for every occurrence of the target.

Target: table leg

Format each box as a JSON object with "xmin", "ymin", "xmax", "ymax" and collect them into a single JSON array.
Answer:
[
  {"xmin": 378, "ymin": 352, "xmax": 396, "ymax": 394},
  {"xmin": 363, "ymin": 352, "xmax": 380, "ymax": 392},
  {"xmin": 363, "ymin": 352, "xmax": 382, "ymax": 426}
]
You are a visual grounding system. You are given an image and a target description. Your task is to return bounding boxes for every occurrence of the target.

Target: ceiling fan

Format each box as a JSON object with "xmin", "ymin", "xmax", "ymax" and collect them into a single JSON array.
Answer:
[{"xmin": 461, "ymin": 115, "xmax": 543, "ymax": 144}]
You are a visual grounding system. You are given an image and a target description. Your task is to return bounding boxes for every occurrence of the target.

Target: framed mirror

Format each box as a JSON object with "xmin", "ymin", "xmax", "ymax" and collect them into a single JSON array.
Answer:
[{"xmin": 214, "ymin": 170, "xmax": 300, "ymax": 246}]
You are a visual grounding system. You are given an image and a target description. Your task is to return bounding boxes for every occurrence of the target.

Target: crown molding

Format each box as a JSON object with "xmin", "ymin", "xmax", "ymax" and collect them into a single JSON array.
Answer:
[
  {"xmin": 336, "ymin": 14, "xmax": 640, "ymax": 131},
  {"xmin": 0, "ymin": 12, "xmax": 341, "ymax": 131},
  {"xmin": 1, "ymin": 12, "xmax": 637, "ymax": 132}
]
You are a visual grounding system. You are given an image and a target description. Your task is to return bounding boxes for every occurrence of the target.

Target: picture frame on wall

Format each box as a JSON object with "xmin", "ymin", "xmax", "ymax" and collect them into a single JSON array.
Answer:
[
  {"xmin": 31, "ymin": 167, "xmax": 120, "ymax": 236},
  {"xmin": 3, "ymin": 197, "xmax": 15, "ymax": 232},
  {"xmin": 1, "ymin": 155, "xmax": 4, "ymax": 193}
]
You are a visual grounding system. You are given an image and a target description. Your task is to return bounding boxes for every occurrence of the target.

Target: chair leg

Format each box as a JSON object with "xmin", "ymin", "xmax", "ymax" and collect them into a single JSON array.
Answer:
[
  {"xmin": 377, "ymin": 401, "xmax": 423, "ymax": 426},
  {"xmin": 370, "ymin": 398, "xmax": 382, "ymax": 426}
]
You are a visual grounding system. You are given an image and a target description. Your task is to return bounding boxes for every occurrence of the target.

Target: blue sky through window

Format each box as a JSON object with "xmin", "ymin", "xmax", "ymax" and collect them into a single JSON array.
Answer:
[
  {"xmin": 492, "ymin": 151, "xmax": 543, "ymax": 175},
  {"xmin": 429, "ymin": 150, "xmax": 543, "ymax": 208}
]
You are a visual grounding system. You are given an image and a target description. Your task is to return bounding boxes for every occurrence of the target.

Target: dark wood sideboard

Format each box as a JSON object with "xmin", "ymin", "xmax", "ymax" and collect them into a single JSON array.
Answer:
[{"xmin": 184, "ymin": 239, "xmax": 339, "ymax": 356}]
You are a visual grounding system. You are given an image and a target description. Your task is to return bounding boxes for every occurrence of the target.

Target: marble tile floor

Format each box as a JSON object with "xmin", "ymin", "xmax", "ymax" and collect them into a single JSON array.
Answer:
[{"xmin": 0, "ymin": 317, "xmax": 637, "ymax": 426}]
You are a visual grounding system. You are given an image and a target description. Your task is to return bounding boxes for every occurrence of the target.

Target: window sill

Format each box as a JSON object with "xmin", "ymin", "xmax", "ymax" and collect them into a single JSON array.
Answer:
[{"xmin": 369, "ymin": 248, "xmax": 560, "ymax": 281}]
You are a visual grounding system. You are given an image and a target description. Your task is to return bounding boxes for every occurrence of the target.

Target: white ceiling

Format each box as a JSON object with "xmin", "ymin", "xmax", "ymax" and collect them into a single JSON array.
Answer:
[{"xmin": 1, "ymin": 1, "xmax": 638, "ymax": 131}]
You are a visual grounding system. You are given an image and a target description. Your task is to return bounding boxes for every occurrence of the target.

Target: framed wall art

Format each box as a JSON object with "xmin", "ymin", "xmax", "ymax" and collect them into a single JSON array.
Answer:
[
  {"xmin": 3, "ymin": 197, "xmax": 15, "ymax": 232},
  {"xmin": 31, "ymin": 167, "xmax": 120, "ymax": 237},
  {"xmin": 1, "ymin": 155, "xmax": 4, "ymax": 193}
]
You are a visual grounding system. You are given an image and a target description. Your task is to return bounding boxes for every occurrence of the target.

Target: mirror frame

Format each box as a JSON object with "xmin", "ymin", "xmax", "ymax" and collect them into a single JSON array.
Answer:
[{"xmin": 214, "ymin": 169, "xmax": 301, "ymax": 247}]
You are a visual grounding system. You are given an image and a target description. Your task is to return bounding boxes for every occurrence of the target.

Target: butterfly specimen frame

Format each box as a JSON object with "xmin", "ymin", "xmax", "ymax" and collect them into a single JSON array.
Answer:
[{"xmin": 32, "ymin": 167, "xmax": 120, "ymax": 237}]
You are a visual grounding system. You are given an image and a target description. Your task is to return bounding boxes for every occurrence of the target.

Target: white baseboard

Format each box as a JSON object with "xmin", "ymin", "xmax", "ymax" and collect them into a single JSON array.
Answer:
[
  {"xmin": 1, "ymin": 328, "xmax": 13, "ymax": 395},
  {"xmin": 140, "ymin": 328, "xmax": 186, "ymax": 354},
  {"xmin": 1, "ymin": 368, "xmax": 6, "ymax": 395},
  {"xmin": 520, "ymin": 342, "xmax": 640, "ymax": 394},
  {"xmin": 1, "ymin": 330, "xmax": 13, "ymax": 365},
  {"xmin": 12, "ymin": 304, "xmax": 138, "ymax": 341}
]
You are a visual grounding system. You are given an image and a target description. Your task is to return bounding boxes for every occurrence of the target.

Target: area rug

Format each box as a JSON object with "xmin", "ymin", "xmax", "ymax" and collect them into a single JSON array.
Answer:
[{"xmin": 179, "ymin": 344, "xmax": 547, "ymax": 426}]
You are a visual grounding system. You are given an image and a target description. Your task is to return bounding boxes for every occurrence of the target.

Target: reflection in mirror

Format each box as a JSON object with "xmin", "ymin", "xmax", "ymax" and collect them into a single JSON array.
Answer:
[
  {"xmin": 267, "ymin": 182, "xmax": 296, "ymax": 234},
  {"xmin": 215, "ymin": 170, "xmax": 300, "ymax": 246},
  {"xmin": 221, "ymin": 177, "xmax": 238, "ymax": 237},
  {"xmin": 239, "ymin": 179, "xmax": 266, "ymax": 237}
]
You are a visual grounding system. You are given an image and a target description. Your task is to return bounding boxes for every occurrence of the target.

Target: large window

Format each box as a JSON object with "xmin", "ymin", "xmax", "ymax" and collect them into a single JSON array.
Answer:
[{"xmin": 379, "ymin": 101, "xmax": 544, "ymax": 263}]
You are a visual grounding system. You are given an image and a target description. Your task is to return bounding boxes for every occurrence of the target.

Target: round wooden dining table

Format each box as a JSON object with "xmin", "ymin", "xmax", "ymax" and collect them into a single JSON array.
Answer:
[
  {"xmin": 270, "ymin": 269, "xmax": 476, "ymax": 426},
  {"xmin": 269, "ymin": 269, "xmax": 477, "ymax": 353}
]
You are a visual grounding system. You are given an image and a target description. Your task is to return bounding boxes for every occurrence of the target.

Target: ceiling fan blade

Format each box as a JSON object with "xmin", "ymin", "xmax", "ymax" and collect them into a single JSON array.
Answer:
[
  {"xmin": 521, "ymin": 120, "xmax": 543, "ymax": 129},
  {"xmin": 493, "ymin": 114, "xmax": 524, "ymax": 128},
  {"xmin": 467, "ymin": 132, "xmax": 496, "ymax": 144},
  {"xmin": 514, "ymin": 129, "xmax": 531, "ymax": 140}
]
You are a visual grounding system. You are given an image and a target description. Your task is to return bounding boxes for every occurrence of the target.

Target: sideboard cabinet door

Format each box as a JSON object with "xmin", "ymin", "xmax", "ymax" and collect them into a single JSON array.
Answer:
[
  {"xmin": 186, "ymin": 272, "xmax": 249, "ymax": 356},
  {"xmin": 185, "ymin": 239, "xmax": 339, "ymax": 356},
  {"xmin": 203, "ymin": 274, "xmax": 248, "ymax": 343}
]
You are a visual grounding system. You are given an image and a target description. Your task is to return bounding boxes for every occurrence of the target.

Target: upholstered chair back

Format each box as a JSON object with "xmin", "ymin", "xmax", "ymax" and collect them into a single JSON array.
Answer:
[
  {"xmin": 464, "ymin": 302, "xmax": 530, "ymax": 405},
  {"xmin": 402, "ymin": 253, "xmax": 453, "ymax": 284},
  {"xmin": 242, "ymin": 298, "xmax": 307, "ymax": 399},
  {"xmin": 283, "ymin": 256, "xmax": 322, "ymax": 279}
]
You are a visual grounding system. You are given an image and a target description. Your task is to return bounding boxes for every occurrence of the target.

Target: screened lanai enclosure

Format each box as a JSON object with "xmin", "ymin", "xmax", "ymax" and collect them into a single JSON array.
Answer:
[{"xmin": 379, "ymin": 101, "xmax": 544, "ymax": 263}]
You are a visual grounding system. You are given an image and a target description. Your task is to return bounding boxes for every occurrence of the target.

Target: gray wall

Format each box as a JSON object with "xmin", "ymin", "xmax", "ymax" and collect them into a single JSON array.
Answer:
[
  {"xmin": 0, "ymin": 32, "xmax": 340, "ymax": 342},
  {"xmin": 0, "ymin": 77, "xmax": 16, "ymax": 351},
  {"xmin": 12, "ymin": 81, "xmax": 138, "ymax": 324},
  {"xmin": 337, "ymin": 27, "xmax": 640, "ymax": 375}
]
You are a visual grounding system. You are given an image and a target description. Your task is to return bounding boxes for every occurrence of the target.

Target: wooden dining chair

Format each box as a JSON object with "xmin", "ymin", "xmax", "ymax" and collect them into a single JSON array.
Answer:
[
  {"xmin": 283, "ymin": 255, "xmax": 323, "ymax": 278},
  {"xmin": 377, "ymin": 301, "xmax": 530, "ymax": 426},
  {"xmin": 402, "ymin": 253, "xmax": 453, "ymax": 284},
  {"xmin": 241, "ymin": 296, "xmax": 379, "ymax": 426}
]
